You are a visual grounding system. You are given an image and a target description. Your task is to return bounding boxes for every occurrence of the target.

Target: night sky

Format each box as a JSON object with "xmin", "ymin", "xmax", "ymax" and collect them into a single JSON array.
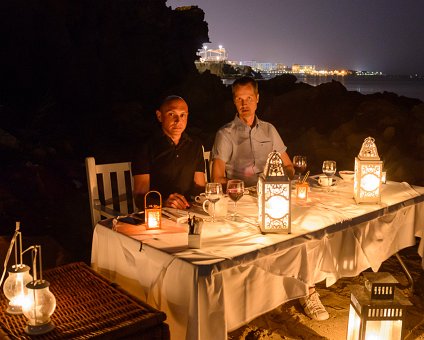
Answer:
[{"xmin": 167, "ymin": 0, "xmax": 424, "ymax": 75}]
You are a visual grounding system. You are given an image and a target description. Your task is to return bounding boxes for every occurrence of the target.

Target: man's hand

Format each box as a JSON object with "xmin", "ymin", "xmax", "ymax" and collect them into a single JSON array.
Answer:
[{"xmin": 165, "ymin": 193, "xmax": 190, "ymax": 209}]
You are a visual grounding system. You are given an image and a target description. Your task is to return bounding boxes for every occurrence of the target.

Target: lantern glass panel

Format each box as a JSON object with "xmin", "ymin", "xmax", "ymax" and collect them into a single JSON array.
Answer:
[
  {"xmin": 347, "ymin": 304, "xmax": 361, "ymax": 340},
  {"xmin": 146, "ymin": 209, "xmax": 161, "ymax": 229},
  {"xmin": 364, "ymin": 320, "xmax": 402, "ymax": 340}
]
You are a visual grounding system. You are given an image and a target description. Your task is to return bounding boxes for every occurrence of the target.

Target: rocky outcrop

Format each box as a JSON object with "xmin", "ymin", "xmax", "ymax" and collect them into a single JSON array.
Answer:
[{"xmin": 1, "ymin": 1, "xmax": 423, "ymax": 261}]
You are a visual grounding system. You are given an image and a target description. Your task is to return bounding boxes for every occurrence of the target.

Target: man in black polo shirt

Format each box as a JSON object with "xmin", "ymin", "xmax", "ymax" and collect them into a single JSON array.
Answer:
[{"xmin": 132, "ymin": 96, "xmax": 205, "ymax": 210}]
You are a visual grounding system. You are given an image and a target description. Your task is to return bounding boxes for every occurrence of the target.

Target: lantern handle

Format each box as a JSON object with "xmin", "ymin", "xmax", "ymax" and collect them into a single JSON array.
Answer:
[
  {"xmin": 144, "ymin": 190, "xmax": 162, "ymax": 208},
  {"xmin": 0, "ymin": 222, "xmax": 23, "ymax": 286}
]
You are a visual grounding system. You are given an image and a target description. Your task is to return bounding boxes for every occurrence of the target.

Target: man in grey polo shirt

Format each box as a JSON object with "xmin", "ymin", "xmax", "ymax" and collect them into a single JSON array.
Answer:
[
  {"xmin": 211, "ymin": 76, "xmax": 295, "ymax": 187},
  {"xmin": 211, "ymin": 76, "xmax": 329, "ymax": 321}
]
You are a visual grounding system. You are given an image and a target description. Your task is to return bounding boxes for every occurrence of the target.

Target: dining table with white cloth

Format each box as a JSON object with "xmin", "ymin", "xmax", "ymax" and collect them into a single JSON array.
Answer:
[{"xmin": 91, "ymin": 179, "xmax": 424, "ymax": 340}]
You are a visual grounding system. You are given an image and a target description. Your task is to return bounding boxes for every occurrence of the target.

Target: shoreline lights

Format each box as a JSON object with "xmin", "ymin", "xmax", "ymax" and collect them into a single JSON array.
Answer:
[{"xmin": 257, "ymin": 151, "xmax": 291, "ymax": 233}]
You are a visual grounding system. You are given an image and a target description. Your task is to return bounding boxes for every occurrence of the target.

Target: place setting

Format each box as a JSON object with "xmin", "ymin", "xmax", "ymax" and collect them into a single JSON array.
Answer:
[{"xmin": 308, "ymin": 160, "xmax": 339, "ymax": 191}]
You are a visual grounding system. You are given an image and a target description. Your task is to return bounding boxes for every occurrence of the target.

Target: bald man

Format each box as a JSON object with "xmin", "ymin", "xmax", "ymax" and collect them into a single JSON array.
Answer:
[{"xmin": 132, "ymin": 96, "xmax": 205, "ymax": 210}]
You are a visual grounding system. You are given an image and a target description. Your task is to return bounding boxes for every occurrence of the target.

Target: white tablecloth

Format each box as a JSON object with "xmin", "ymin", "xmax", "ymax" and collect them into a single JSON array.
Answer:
[{"xmin": 91, "ymin": 180, "xmax": 424, "ymax": 340}]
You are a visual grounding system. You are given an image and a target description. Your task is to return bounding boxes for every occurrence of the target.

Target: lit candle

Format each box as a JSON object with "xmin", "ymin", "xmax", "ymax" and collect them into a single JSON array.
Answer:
[
  {"xmin": 381, "ymin": 171, "xmax": 387, "ymax": 184},
  {"xmin": 296, "ymin": 182, "xmax": 309, "ymax": 200},
  {"xmin": 147, "ymin": 211, "xmax": 160, "ymax": 229}
]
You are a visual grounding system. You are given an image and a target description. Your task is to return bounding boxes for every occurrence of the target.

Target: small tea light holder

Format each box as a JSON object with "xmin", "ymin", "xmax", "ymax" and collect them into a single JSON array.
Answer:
[
  {"xmin": 381, "ymin": 171, "xmax": 387, "ymax": 184},
  {"xmin": 188, "ymin": 215, "xmax": 203, "ymax": 249},
  {"xmin": 296, "ymin": 181, "xmax": 309, "ymax": 200},
  {"xmin": 144, "ymin": 191, "xmax": 162, "ymax": 230}
]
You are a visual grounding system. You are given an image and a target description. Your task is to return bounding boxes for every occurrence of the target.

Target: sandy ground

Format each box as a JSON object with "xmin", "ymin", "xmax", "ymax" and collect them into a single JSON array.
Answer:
[
  {"xmin": 1, "ymin": 235, "xmax": 422, "ymax": 340},
  {"xmin": 228, "ymin": 244, "xmax": 424, "ymax": 340}
]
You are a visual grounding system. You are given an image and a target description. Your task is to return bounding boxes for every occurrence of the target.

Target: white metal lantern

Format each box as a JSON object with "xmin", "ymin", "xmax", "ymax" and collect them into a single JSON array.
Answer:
[
  {"xmin": 257, "ymin": 151, "xmax": 291, "ymax": 233},
  {"xmin": 346, "ymin": 272, "xmax": 411, "ymax": 340},
  {"xmin": 354, "ymin": 137, "xmax": 383, "ymax": 204},
  {"xmin": 22, "ymin": 245, "xmax": 56, "ymax": 335},
  {"xmin": 145, "ymin": 190, "xmax": 162, "ymax": 230}
]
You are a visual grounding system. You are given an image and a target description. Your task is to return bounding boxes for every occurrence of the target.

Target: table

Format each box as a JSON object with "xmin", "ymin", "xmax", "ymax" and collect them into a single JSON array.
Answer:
[
  {"xmin": 91, "ymin": 180, "xmax": 424, "ymax": 340},
  {"xmin": 0, "ymin": 262, "xmax": 170, "ymax": 339}
]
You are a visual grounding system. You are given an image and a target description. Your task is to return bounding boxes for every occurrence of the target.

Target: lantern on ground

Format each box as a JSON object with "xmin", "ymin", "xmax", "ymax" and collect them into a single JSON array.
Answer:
[
  {"xmin": 346, "ymin": 272, "xmax": 411, "ymax": 340},
  {"xmin": 354, "ymin": 137, "xmax": 383, "ymax": 204},
  {"xmin": 257, "ymin": 151, "xmax": 291, "ymax": 233},
  {"xmin": 145, "ymin": 191, "xmax": 162, "ymax": 230},
  {"xmin": 22, "ymin": 245, "xmax": 56, "ymax": 335},
  {"xmin": 1, "ymin": 222, "xmax": 33, "ymax": 314}
]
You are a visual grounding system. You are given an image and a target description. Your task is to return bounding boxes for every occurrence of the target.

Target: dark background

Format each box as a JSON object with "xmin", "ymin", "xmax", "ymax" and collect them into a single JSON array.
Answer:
[{"xmin": 1, "ymin": 0, "xmax": 423, "ymax": 266}]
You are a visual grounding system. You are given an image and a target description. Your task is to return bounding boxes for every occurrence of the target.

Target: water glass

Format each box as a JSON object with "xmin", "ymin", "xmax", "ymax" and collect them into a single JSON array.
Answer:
[{"xmin": 205, "ymin": 182, "xmax": 223, "ymax": 222}]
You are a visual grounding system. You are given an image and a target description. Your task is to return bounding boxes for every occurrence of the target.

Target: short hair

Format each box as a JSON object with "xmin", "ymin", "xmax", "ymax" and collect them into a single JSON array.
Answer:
[
  {"xmin": 232, "ymin": 77, "xmax": 258, "ymax": 96},
  {"xmin": 158, "ymin": 95, "xmax": 185, "ymax": 111}
]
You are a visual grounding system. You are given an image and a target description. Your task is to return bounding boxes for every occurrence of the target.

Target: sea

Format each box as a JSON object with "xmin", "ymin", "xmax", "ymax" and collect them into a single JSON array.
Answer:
[
  {"xmin": 296, "ymin": 75, "xmax": 424, "ymax": 102},
  {"xmin": 223, "ymin": 75, "xmax": 424, "ymax": 102}
]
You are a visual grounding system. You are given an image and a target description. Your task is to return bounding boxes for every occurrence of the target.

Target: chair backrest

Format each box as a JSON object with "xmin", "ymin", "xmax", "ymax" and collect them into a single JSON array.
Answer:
[
  {"xmin": 202, "ymin": 147, "xmax": 211, "ymax": 183},
  {"xmin": 85, "ymin": 157, "xmax": 135, "ymax": 228}
]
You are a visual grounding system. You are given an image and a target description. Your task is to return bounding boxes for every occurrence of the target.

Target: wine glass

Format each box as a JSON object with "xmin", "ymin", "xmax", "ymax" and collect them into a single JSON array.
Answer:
[
  {"xmin": 205, "ymin": 182, "xmax": 223, "ymax": 222},
  {"xmin": 293, "ymin": 155, "xmax": 307, "ymax": 181},
  {"xmin": 322, "ymin": 160, "xmax": 336, "ymax": 191},
  {"xmin": 226, "ymin": 179, "xmax": 244, "ymax": 220}
]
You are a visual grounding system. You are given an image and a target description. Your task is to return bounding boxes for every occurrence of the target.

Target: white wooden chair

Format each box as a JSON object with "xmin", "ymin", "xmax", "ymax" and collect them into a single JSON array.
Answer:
[
  {"xmin": 85, "ymin": 157, "xmax": 136, "ymax": 228},
  {"xmin": 202, "ymin": 147, "xmax": 211, "ymax": 183}
]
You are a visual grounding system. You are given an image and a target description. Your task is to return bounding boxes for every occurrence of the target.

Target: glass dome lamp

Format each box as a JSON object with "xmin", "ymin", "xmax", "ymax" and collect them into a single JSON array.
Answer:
[
  {"xmin": 22, "ymin": 245, "xmax": 56, "ymax": 335},
  {"xmin": 3, "ymin": 264, "xmax": 32, "ymax": 314},
  {"xmin": 0, "ymin": 222, "xmax": 33, "ymax": 314}
]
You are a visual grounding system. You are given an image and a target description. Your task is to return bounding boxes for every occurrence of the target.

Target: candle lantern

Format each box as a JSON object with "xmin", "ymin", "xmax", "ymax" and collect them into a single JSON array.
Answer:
[
  {"xmin": 1, "ymin": 222, "xmax": 33, "ymax": 314},
  {"xmin": 354, "ymin": 137, "xmax": 383, "ymax": 204},
  {"xmin": 346, "ymin": 272, "xmax": 411, "ymax": 340},
  {"xmin": 381, "ymin": 171, "xmax": 387, "ymax": 184},
  {"xmin": 3, "ymin": 265, "xmax": 32, "ymax": 314},
  {"xmin": 145, "ymin": 190, "xmax": 162, "ymax": 230},
  {"xmin": 296, "ymin": 182, "xmax": 309, "ymax": 201},
  {"xmin": 257, "ymin": 151, "xmax": 291, "ymax": 233},
  {"xmin": 22, "ymin": 245, "xmax": 56, "ymax": 335}
]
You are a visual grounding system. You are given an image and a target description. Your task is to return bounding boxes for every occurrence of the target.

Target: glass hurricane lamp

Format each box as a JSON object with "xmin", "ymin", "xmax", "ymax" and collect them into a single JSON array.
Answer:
[
  {"xmin": 22, "ymin": 245, "xmax": 56, "ymax": 335},
  {"xmin": 1, "ymin": 222, "xmax": 33, "ymax": 314}
]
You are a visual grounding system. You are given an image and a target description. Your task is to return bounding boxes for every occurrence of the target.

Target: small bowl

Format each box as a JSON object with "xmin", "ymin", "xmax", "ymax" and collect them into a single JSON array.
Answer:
[{"xmin": 339, "ymin": 170, "xmax": 355, "ymax": 181}]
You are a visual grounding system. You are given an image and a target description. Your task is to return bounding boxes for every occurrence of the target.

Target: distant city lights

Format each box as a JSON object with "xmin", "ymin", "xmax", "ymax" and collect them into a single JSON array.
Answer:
[{"xmin": 197, "ymin": 44, "xmax": 383, "ymax": 76}]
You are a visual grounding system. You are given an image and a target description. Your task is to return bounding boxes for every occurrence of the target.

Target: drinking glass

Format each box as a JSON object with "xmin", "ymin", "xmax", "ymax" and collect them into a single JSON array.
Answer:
[
  {"xmin": 293, "ymin": 155, "xmax": 307, "ymax": 181},
  {"xmin": 205, "ymin": 182, "xmax": 223, "ymax": 222},
  {"xmin": 226, "ymin": 179, "xmax": 244, "ymax": 220},
  {"xmin": 322, "ymin": 160, "xmax": 336, "ymax": 191}
]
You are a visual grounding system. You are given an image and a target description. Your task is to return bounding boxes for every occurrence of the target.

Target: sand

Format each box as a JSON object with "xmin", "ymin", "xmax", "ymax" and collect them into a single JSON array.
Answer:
[{"xmin": 229, "ymin": 244, "xmax": 424, "ymax": 340}]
